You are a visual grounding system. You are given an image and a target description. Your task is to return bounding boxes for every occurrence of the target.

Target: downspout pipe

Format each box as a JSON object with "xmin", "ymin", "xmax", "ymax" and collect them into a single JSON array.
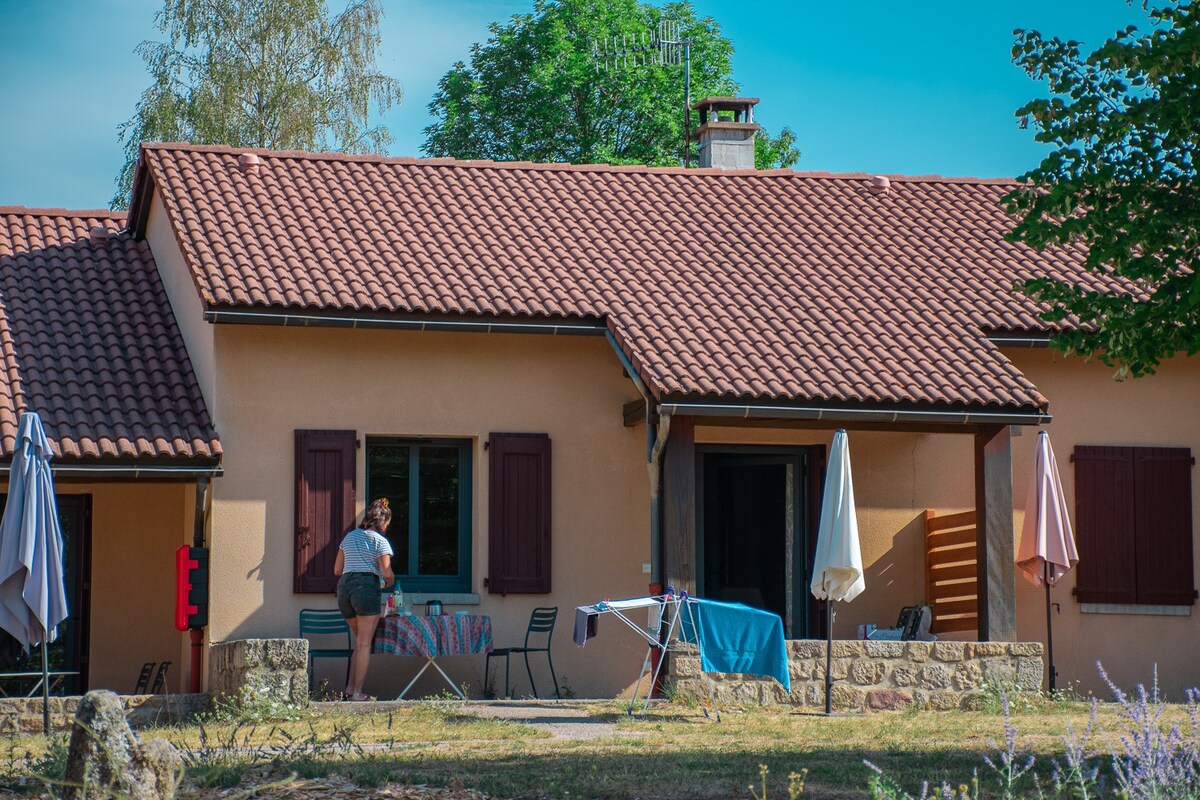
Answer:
[{"xmin": 604, "ymin": 331, "xmax": 669, "ymax": 585}]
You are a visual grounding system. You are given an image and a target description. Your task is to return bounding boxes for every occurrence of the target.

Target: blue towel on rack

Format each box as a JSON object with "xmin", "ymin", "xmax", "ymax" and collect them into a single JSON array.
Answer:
[{"xmin": 681, "ymin": 598, "xmax": 790, "ymax": 691}]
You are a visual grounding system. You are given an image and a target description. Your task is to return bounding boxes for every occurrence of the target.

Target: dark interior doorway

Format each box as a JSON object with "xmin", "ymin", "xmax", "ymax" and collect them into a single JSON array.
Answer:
[
  {"xmin": 0, "ymin": 493, "xmax": 91, "ymax": 694},
  {"xmin": 699, "ymin": 448, "xmax": 821, "ymax": 638}
]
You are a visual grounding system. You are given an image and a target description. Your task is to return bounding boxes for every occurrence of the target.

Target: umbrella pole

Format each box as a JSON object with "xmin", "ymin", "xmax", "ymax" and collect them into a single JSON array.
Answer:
[
  {"xmin": 1045, "ymin": 563, "xmax": 1056, "ymax": 694},
  {"xmin": 824, "ymin": 595, "xmax": 833, "ymax": 715},
  {"xmin": 41, "ymin": 632, "xmax": 50, "ymax": 735}
]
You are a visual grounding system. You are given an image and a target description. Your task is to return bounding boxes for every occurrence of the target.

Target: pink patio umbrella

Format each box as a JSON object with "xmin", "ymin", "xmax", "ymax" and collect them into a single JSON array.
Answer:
[{"xmin": 1016, "ymin": 430, "xmax": 1078, "ymax": 693}]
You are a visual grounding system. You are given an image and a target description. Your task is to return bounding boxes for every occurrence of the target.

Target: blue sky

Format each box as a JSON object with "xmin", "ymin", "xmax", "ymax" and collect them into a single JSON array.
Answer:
[{"xmin": 0, "ymin": 0, "xmax": 1153, "ymax": 209}]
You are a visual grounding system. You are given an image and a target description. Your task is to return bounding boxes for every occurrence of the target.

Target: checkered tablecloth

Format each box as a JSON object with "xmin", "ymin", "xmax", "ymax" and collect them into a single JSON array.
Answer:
[{"xmin": 372, "ymin": 613, "xmax": 493, "ymax": 657}]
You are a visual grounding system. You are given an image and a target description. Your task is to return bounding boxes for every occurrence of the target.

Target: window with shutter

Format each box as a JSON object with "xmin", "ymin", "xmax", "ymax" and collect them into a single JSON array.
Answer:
[
  {"xmin": 488, "ymin": 432, "xmax": 551, "ymax": 594},
  {"xmin": 1073, "ymin": 445, "xmax": 1195, "ymax": 606},
  {"xmin": 295, "ymin": 429, "xmax": 356, "ymax": 593}
]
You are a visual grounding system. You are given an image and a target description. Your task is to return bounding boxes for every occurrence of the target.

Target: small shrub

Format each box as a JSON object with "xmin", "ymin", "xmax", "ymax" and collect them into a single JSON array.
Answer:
[
  {"xmin": 207, "ymin": 683, "xmax": 307, "ymax": 724},
  {"xmin": 26, "ymin": 733, "xmax": 69, "ymax": 786}
]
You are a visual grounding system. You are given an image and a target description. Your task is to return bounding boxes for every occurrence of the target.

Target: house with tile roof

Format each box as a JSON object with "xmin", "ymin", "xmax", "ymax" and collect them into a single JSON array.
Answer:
[{"xmin": 3, "ymin": 98, "xmax": 1197, "ymax": 699}]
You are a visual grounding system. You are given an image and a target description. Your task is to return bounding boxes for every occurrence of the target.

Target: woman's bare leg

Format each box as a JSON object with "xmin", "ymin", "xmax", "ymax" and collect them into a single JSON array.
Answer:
[{"xmin": 347, "ymin": 613, "xmax": 382, "ymax": 697}]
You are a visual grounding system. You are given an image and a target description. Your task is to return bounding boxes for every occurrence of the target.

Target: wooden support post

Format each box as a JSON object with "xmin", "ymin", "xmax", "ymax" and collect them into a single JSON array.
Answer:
[
  {"xmin": 974, "ymin": 424, "xmax": 1015, "ymax": 641},
  {"xmin": 662, "ymin": 416, "xmax": 697, "ymax": 594}
]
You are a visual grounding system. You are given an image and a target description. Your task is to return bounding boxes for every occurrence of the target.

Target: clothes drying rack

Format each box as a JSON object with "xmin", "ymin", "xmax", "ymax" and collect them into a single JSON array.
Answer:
[{"xmin": 575, "ymin": 589, "xmax": 720, "ymax": 720}]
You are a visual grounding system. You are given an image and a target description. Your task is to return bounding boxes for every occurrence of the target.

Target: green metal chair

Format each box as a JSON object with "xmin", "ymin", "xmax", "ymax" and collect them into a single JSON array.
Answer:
[
  {"xmin": 485, "ymin": 606, "xmax": 560, "ymax": 699},
  {"xmin": 299, "ymin": 609, "xmax": 352, "ymax": 694}
]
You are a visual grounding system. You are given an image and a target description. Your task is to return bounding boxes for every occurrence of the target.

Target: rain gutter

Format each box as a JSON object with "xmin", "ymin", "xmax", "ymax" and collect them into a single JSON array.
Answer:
[
  {"xmin": 657, "ymin": 401, "xmax": 1051, "ymax": 427},
  {"xmin": 987, "ymin": 334, "xmax": 1052, "ymax": 348},
  {"xmin": 204, "ymin": 308, "xmax": 607, "ymax": 336},
  {"xmin": 0, "ymin": 464, "xmax": 224, "ymax": 478},
  {"xmin": 603, "ymin": 329, "xmax": 669, "ymax": 585}
]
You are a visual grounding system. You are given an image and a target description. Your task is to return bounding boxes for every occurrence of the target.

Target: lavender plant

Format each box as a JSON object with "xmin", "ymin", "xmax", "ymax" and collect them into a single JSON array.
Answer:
[
  {"xmin": 1099, "ymin": 665, "xmax": 1200, "ymax": 800},
  {"xmin": 859, "ymin": 666, "xmax": 1200, "ymax": 800}
]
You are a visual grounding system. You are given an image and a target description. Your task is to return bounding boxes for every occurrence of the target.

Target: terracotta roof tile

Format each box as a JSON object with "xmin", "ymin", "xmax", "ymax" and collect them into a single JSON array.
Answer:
[
  {"xmin": 0, "ymin": 206, "xmax": 221, "ymax": 462},
  {"xmin": 138, "ymin": 143, "xmax": 1123, "ymax": 413}
]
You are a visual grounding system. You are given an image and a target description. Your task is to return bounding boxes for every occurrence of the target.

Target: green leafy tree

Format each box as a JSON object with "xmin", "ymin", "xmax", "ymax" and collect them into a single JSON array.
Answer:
[
  {"xmin": 112, "ymin": 0, "xmax": 403, "ymax": 209},
  {"xmin": 424, "ymin": 0, "xmax": 790, "ymax": 167},
  {"xmin": 1006, "ymin": 2, "xmax": 1200, "ymax": 377},
  {"xmin": 755, "ymin": 126, "xmax": 800, "ymax": 170}
]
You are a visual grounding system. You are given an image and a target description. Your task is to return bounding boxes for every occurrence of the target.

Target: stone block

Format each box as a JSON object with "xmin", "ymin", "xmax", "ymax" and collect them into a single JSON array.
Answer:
[
  {"xmin": 210, "ymin": 638, "xmax": 310, "ymax": 707},
  {"xmin": 904, "ymin": 642, "xmax": 933, "ymax": 662},
  {"xmin": 832, "ymin": 641, "xmax": 863, "ymax": 659},
  {"xmin": 959, "ymin": 692, "xmax": 985, "ymax": 711},
  {"xmin": 851, "ymin": 659, "xmax": 887, "ymax": 686},
  {"xmin": 830, "ymin": 659, "xmax": 851, "ymax": 680},
  {"xmin": 933, "ymin": 642, "xmax": 967, "ymax": 662},
  {"xmin": 890, "ymin": 663, "xmax": 919, "ymax": 687},
  {"xmin": 831, "ymin": 685, "xmax": 866, "ymax": 711},
  {"xmin": 791, "ymin": 641, "xmax": 825, "ymax": 659},
  {"xmin": 64, "ymin": 690, "xmax": 181, "ymax": 800},
  {"xmin": 1016, "ymin": 657, "xmax": 1044, "ymax": 691},
  {"xmin": 867, "ymin": 689, "xmax": 914, "ymax": 711},
  {"xmin": 954, "ymin": 662, "xmax": 983, "ymax": 691},
  {"xmin": 1009, "ymin": 642, "xmax": 1045, "ymax": 657},
  {"xmin": 920, "ymin": 663, "xmax": 952, "ymax": 689},
  {"xmin": 806, "ymin": 683, "xmax": 824, "ymax": 708},
  {"xmin": 790, "ymin": 659, "xmax": 816, "ymax": 681},
  {"xmin": 864, "ymin": 641, "xmax": 904, "ymax": 659},
  {"xmin": 911, "ymin": 689, "xmax": 929, "ymax": 709},
  {"xmin": 673, "ymin": 656, "xmax": 700, "ymax": 678},
  {"xmin": 927, "ymin": 691, "xmax": 960, "ymax": 710},
  {"xmin": 970, "ymin": 642, "xmax": 1009, "ymax": 658},
  {"xmin": 982, "ymin": 660, "xmax": 1016, "ymax": 687}
]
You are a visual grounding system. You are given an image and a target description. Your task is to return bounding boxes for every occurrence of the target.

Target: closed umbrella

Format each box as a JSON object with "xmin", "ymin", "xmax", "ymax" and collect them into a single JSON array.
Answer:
[
  {"xmin": 810, "ymin": 429, "xmax": 864, "ymax": 714},
  {"xmin": 1016, "ymin": 430, "xmax": 1078, "ymax": 693},
  {"xmin": 0, "ymin": 412, "xmax": 69, "ymax": 733}
]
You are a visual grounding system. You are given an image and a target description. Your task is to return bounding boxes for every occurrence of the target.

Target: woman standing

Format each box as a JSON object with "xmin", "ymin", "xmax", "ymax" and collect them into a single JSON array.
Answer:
[{"xmin": 333, "ymin": 498, "xmax": 395, "ymax": 701}]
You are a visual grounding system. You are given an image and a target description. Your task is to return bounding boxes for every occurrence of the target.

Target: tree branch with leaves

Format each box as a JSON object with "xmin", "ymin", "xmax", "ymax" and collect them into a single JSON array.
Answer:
[
  {"xmin": 112, "ymin": 0, "xmax": 403, "ymax": 209},
  {"xmin": 1006, "ymin": 2, "xmax": 1200, "ymax": 377}
]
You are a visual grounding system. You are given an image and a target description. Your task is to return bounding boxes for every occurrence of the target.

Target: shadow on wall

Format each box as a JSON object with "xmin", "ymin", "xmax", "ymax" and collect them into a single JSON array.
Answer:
[{"xmin": 850, "ymin": 512, "xmax": 928, "ymax": 637}]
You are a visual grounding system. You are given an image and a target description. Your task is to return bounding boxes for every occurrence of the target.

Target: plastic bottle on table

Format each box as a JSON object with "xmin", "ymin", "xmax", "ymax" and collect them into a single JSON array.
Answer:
[{"xmin": 394, "ymin": 584, "xmax": 404, "ymax": 615}]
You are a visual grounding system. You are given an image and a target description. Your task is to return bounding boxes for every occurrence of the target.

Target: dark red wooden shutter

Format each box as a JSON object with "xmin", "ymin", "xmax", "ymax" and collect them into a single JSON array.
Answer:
[
  {"xmin": 295, "ymin": 429, "xmax": 356, "ymax": 593},
  {"xmin": 1133, "ymin": 447, "xmax": 1196, "ymax": 605},
  {"xmin": 488, "ymin": 432, "xmax": 551, "ymax": 594},
  {"xmin": 1072, "ymin": 446, "xmax": 1137, "ymax": 603}
]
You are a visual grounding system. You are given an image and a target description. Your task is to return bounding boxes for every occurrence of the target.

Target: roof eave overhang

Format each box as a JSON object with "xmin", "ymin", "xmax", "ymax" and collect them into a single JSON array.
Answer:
[
  {"xmin": 203, "ymin": 305, "xmax": 609, "ymax": 336},
  {"xmin": 0, "ymin": 457, "xmax": 223, "ymax": 480},
  {"xmin": 656, "ymin": 399, "xmax": 1051, "ymax": 430}
]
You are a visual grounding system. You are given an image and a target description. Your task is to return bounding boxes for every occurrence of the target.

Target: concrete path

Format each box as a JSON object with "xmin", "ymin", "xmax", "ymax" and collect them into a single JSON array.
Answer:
[{"xmin": 464, "ymin": 700, "xmax": 632, "ymax": 740}]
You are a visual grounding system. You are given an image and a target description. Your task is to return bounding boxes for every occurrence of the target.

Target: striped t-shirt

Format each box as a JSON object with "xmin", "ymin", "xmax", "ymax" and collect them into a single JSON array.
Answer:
[{"xmin": 339, "ymin": 528, "xmax": 394, "ymax": 578}]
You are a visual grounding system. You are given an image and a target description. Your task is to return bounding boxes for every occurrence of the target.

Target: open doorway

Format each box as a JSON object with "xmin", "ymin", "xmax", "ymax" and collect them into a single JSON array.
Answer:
[
  {"xmin": 698, "ymin": 447, "xmax": 823, "ymax": 638},
  {"xmin": 0, "ymin": 493, "xmax": 91, "ymax": 694}
]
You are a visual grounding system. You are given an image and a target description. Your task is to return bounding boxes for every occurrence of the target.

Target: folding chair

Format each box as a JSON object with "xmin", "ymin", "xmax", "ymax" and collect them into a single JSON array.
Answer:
[
  {"xmin": 135, "ymin": 662, "xmax": 156, "ymax": 694},
  {"xmin": 299, "ymin": 609, "xmax": 352, "ymax": 694},
  {"xmin": 149, "ymin": 661, "xmax": 171, "ymax": 694},
  {"xmin": 485, "ymin": 607, "xmax": 560, "ymax": 699}
]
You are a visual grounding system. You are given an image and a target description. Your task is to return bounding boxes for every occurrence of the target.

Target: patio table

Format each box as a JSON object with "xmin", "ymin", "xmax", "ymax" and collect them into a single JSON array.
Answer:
[{"xmin": 371, "ymin": 613, "xmax": 492, "ymax": 699}]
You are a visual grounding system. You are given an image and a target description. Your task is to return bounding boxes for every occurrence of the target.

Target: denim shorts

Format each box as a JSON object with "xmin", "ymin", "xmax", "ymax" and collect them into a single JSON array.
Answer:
[{"xmin": 336, "ymin": 572, "xmax": 381, "ymax": 618}]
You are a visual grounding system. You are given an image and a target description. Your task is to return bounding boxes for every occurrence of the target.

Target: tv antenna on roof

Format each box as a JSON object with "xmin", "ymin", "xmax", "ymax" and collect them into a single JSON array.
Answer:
[{"xmin": 593, "ymin": 18, "xmax": 693, "ymax": 167}]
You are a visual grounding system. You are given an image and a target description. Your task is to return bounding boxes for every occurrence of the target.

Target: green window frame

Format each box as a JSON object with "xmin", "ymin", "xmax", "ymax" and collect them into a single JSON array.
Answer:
[{"xmin": 365, "ymin": 437, "xmax": 472, "ymax": 593}]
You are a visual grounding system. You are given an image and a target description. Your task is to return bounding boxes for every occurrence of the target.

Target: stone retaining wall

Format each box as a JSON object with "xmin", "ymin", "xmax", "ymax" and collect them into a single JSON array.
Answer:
[
  {"xmin": 670, "ymin": 640, "xmax": 1045, "ymax": 711},
  {"xmin": 209, "ymin": 638, "xmax": 309, "ymax": 705},
  {"xmin": 0, "ymin": 694, "xmax": 210, "ymax": 734}
]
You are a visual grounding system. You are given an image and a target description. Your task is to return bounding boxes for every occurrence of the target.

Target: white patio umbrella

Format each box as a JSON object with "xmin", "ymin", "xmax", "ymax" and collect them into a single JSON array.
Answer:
[
  {"xmin": 810, "ymin": 429, "xmax": 864, "ymax": 714},
  {"xmin": 1016, "ymin": 430, "xmax": 1078, "ymax": 693},
  {"xmin": 0, "ymin": 412, "xmax": 69, "ymax": 733}
]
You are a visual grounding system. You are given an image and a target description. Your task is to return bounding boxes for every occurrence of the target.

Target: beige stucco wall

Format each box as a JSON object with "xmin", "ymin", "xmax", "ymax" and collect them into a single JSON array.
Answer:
[
  {"xmin": 699, "ymin": 348, "xmax": 1200, "ymax": 699},
  {"xmin": 11, "ymin": 481, "xmax": 194, "ymax": 694},
  {"xmin": 145, "ymin": 189, "xmax": 218, "ymax": 420},
  {"xmin": 1008, "ymin": 349, "xmax": 1200, "ymax": 700},
  {"xmin": 206, "ymin": 325, "xmax": 652, "ymax": 698}
]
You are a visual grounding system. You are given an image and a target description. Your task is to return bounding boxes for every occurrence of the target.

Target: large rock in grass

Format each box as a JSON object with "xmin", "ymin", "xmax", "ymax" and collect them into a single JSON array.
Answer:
[{"xmin": 64, "ymin": 690, "xmax": 181, "ymax": 800}]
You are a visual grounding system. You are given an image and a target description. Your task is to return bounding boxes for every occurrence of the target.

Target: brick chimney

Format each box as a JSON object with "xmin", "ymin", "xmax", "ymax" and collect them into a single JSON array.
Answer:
[{"xmin": 692, "ymin": 97, "xmax": 760, "ymax": 170}]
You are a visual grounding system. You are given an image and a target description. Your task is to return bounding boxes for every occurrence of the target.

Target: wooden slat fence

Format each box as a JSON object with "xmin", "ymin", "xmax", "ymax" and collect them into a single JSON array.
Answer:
[{"xmin": 924, "ymin": 509, "xmax": 978, "ymax": 634}]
